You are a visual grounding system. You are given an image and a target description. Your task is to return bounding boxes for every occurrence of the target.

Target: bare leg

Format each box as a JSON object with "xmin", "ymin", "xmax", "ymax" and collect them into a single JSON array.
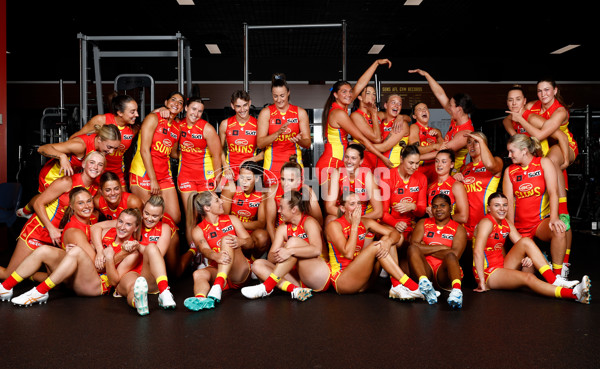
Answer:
[{"xmin": 0, "ymin": 239, "xmax": 37, "ymax": 279}]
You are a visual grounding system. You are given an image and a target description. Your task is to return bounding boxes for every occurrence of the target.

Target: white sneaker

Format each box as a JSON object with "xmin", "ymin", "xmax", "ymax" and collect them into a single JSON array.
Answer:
[
  {"xmin": 241, "ymin": 283, "xmax": 271, "ymax": 299},
  {"xmin": 447, "ymin": 288, "xmax": 463, "ymax": 309},
  {"xmin": 389, "ymin": 284, "xmax": 423, "ymax": 300},
  {"xmin": 290, "ymin": 287, "xmax": 312, "ymax": 301},
  {"xmin": 418, "ymin": 278, "xmax": 438, "ymax": 305},
  {"xmin": 15, "ymin": 208, "xmax": 32, "ymax": 219},
  {"xmin": 158, "ymin": 288, "xmax": 176, "ymax": 309},
  {"xmin": 11, "ymin": 287, "xmax": 48, "ymax": 306},
  {"xmin": 207, "ymin": 284, "xmax": 223, "ymax": 302},
  {"xmin": 196, "ymin": 257, "xmax": 209, "ymax": 270},
  {"xmin": 561, "ymin": 263, "xmax": 571, "ymax": 279},
  {"xmin": 552, "ymin": 274, "xmax": 579, "ymax": 289},
  {"xmin": 133, "ymin": 277, "xmax": 149, "ymax": 316},
  {"xmin": 573, "ymin": 275, "xmax": 591, "ymax": 304},
  {"xmin": 0, "ymin": 284, "xmax": 13, "ymax": 302}
]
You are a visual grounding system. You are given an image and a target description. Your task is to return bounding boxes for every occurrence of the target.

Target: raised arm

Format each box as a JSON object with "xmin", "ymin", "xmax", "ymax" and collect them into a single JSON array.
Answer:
[{"xmin": 408, "ymin": 69, "xmax": 450, "ymax": 112}]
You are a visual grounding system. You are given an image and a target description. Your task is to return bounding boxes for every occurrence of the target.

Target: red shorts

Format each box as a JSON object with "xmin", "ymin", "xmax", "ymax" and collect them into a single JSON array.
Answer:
[
  {"xmin": 129, "ymin": 173, "xmax": 175, "ymax": 191},
  {"xmin": 177, "ymin": 178, "xmax": 216, "ymax": 193},
  {"xmin": 19, "ymin": 217, "xmax": 53, "ymax": 250},
  {"xmin": 425, "ymin": 255, "xmax": 464, "ymax": 288},
  {"xmin": 263, "ymin": 170, "xmax": 279, "ymax": 188},
  {"xmin": 517, "ymin": 218, "xmax": 545, "ymax": 239},
  {"xmin": 473, "ymin": 265, "xmax": 502, "ymax": 285},
  {"xmin": 315, "ymin": 156, "xmax": 344, "ymax": 185},
  {"xmin": 329, "ymin": 268, "xmax": 342, "ymax": 293},
  {"xmin": 99, "ymin": 273, "xmax": 112, "ymax": 295},
  {"xmin": 208, "ymin": 257, "xmax": 251, "ymax": 289}
]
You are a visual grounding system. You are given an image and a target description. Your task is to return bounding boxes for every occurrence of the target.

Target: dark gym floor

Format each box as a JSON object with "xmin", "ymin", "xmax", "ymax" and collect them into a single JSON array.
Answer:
[{"xmin": 1, "ymin": 221, "xmax": 599, "ymax": 368}]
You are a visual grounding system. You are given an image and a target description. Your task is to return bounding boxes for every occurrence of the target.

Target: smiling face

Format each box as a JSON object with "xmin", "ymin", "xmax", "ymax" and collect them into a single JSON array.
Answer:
[
  {"xmin": 143, "ymin": 203, "xmax": 164, "ymax": 229},
  {"xmin": 185, "ymin": 101, "xmax": 204, "ymax": 124},
  {"xmin": 359, "ymin": 86, "xmax": 377, "ymax": 106},
  {"xmin": 506, "ymin": 89, "xmax": 526, "ymax": 113},
  {"xmin": 412, "ymin": 103, "xmax": 430, "ymax": 124},
  {"xmin": 431, "ymin": 196, "xmax": 451, "ymax": 222},
  {"xmin": 116, "ymin": 212, "xmax": 139, "ymax": 240},
  {"xmin": 435, "ymin": 152, "xmax": 454, "ymax": 176},
  {"xmin": 101, "ymin": 179, "xmax": 122, "ymax": 205},
  {"xmin": 278, "ymin": 197, "xmax": 296, "ymax": 223},
  {"xmin": 165, "ymin": 94, "xmax": 184, "ymax": 116},
  {"xmin": 118, "ymin": 101, "xmax": 139, "ymax": 125},
  {"xmin": 333, "ymin": 83, "xmax": 353, "ymax": 107},
  {"xmin": 231, "ymin": 98, "xmax": 250, "ymax": 120},
  {"xmin": 343, "ymin": 147, "xmax": 363, "ymax": 172},
  {"xmin": 83, "ymin": 152, "xmax": 105, "ymax": 179},
  {"xmin": 97, "ymin": 138, "xmax": 121, "ymax": 156},
  {"xmin": 488, "ymin": 196, "xmax": 508, "ymax": 221},
  {"xmin": 272, "ymin": 86, "xmax": 290, "ymax": 110},
  {"xmin": 400, "ymin": 153, "xmax": 420, "ymax": 176},
  {"xmin": 72, "ymin": 191, "xmax": 94, "ymax": 220},
  {"xmin": 507, "ymin": 142, "xmax": 527, "ymax": 165},
  {"xmin": 341, "ymin": 193, "xmax": 361, "ymax": 219},
  {"xmin": 385, "ymin": 95, "xmax": 402, "ymax": 118}
]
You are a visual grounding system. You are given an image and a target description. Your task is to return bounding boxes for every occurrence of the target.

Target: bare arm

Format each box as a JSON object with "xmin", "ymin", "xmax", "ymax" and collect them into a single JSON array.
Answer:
[
  {"xmin": 408, "ymin": 69, "xmax": 450, "ymax": 113},
  {"xmin": 70, "ymin": 114, "xmax": 106, "ymax": 139}
]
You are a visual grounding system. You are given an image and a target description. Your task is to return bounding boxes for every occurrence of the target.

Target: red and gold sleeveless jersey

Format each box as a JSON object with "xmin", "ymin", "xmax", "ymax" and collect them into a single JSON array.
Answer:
[
  {"xmin": 230, "ymin": 190, "xmax": 262, "ymax": 223},
  {"xmin": 444, "ymin": 119, "xmax": 474, "ymax": 171},
  {"xmin": 104, "ymin": 114, "xmax": 135, "ymax": 178},
  {"xmin": 328, "ymin": 216, "xmax": 367, "ymax": 274},
  {"xmin": 224, "ymin": 115, "xmax": 258, "ymax": 176},
  {"xmin": 421, "ymin": 217, "xmax": 459, "ymax": 248},
  {"xmin": 286, "ymin": 215, "xmax": 309, "ymax": 240},
  {"xmin": 507, "ymin": 156, "xmax": 550, "ymax": 232},
  {"xmin": 350, "ymin": 109, "xmax": 378, "ymax": 169},
  {"xmin": 428, "ymin": 176, "xmax": 456, "ymax": 207},
  {"xmin": 140, "ymin": 219, "xmax": 167, "ymax": 246},
  {"xmin": 510, "ymin": 119, "xmax": 550, "ymax": 156},
  {"xmin": 197, "ymin": 214, "xmax": 237, "ymax": 253},
  {"xmin": 130, "ymin": 113, "xmax": 180, "ymax": 179},
  {"xmin": 40, "ymin": 173, "xmax": 98, "ymax": 227},
  {"xmin": 460, "ymin": 161, "xmax": 501, "ymax": 237},
  {"xmin": 38, "ymin": 133, "xmax": 97, "ymax": 191},
  {"xmin": 473, "ymin": 214, "xmax": 509, "ymax": 269},
  {"xmin": 337, "ymin": 168, "xmax": 374, "ymax": 215},
  {"xmin": 61, "ymin": 215, "xmax": 90, "ymax": 249},
  {"xmin": 98, "ymin": 192, "xmax": 131, "ymax": 220},
  {"xmin": 264, "ymin": 104, "xmax": 303, "ymax": 174},
  {"xmin": 177, "ymin": 118, "xmax": 215, "ymax": 182},
  {"xmin": 528, "ymin": 100, "xmax": 578, "ymax": 156},
  {"xmin": 381, "ymin": 169, "xmax": 428, "ymax": 227}
]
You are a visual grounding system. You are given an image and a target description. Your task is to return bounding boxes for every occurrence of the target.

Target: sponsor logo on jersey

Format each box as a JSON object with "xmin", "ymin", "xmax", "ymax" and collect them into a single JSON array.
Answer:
[
  {"xmin": 528, "ymin": 170, "xmax": 541, "ymax": 178},
  {"xmin": 409, "ymin": 186, "xmax": 420, "ymax": 192},
  {"xmin": 221, "ymin": 225, "xmax": 234, "ymax": 233},
  {"xmin": 287, "ymin": 118, "xmax": 299, "ymax": 124},
  {"xmin": 245, "ymin": 130, "xmax": 257, "ymax": 136},
  {"xmin": 149, "ymin": 235, "xmax": 160, "ymax": 242},
  {"xmin": 191, "ymin": 133, "xmax": 203, "ymax": 140},
  {"xmin": 441, "ymin": 233, "xmax": 454, "ymax": 240}
]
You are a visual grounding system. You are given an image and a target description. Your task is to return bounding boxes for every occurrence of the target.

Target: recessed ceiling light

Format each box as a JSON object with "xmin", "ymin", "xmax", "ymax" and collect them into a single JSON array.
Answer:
[
  {"xmin": 550, "ymin": 44, "xmax": 580, "ymax": 54},
  {"xmin": 404, "ymin": 0, "xmax": 423, "ymax": 5},
  {"xmin": 205, "ymin": 44, "xmax": 222, "ymax": 54},
  {"xmin": 368, "ymin": 44, "xmax": 385, "ymax": 54},
  {"xmin": 177, "ymin": 0, "xmax": 195, "ymax": 5}
]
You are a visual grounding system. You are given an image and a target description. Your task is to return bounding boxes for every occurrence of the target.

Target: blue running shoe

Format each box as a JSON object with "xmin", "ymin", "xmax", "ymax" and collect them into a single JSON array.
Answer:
[
  {"xmin": 184, "ymin": 296, "xmax": 216, "ymax": 311},
  {"xmin": 134, "ymin": 277, "xmax": 149, "ymax": 316},
  {"xmin": 447, "ymin": 288, "xmax": 463, "ymax": 309},
  {"xmin": 418, "ymin": 278, "xmax": 438, "ymax": 304}
]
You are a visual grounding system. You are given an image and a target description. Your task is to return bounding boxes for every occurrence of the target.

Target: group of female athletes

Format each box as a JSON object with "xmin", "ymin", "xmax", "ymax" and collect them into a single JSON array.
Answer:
[{"xmin": 0, "ymin": 59, "xmax": 592, "ymax": 315}]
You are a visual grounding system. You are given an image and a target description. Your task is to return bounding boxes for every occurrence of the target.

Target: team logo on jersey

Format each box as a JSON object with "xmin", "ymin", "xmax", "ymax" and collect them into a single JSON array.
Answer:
[
  {"xmin": 528, "ymin": 170, "xmax": 541, "ymax": 178},
  {"xmin": 518, "ymin": 183, "xmax": 533, "ymax": 192},
  {"xmin": 516, "ymin": 175, "xmax": 523, "ymax": 182},
  {"xmin": 232, "ymin": 130, "xmax": 239, "ymax": 136},
  {"xmin": 182, "ymin": 141, "xmax": 194, "ymax": 148},
  {"xmin": 463, "ymin": 177, "xmax": 476, "ymax": 185},
  {"xmin": 237, "ymin": 210, "xmax": 251, "ymax": 218},
  {"xmin": 191, "ymin": 133, "xmax": 203, "ymax": 139},
  {"xmin": 209, "ymin": 231, "xmax": 217, "ymax": 239},
  {"xmin": 397, "ymin": 188, "xmax": 404, "ymax": 195},
  {"xmin": 162, "ymin": 128, "xmax": 168, "ymax": 134},
  {"xmin": 401, "ymin": 197, "xmax": 413, "ymax": 203},
  {"xmin": 245, "ymin": 130, "xmax": 257, "ymax": 136},
  {"xmin": 409, "ymin": 186, "xmax": 420, "ymax": 192},
  {"xmin": 281, "ymin": 127, "xmax": 292, "ymax": 135},
  {"xmin": 494, "ymin": 233, "xmax": 499, "ymax": 239},
  {"xmin": 235, "ymin": 139, "xmax": 248, "ymax": 146},
  {"xmin": 236, "ymin": 199, "xmax": 244, "ymax": 206},
  {"xmin": 493, "ymin": 242, "xmax": 504, "ymax": 251},
  {"xmin": 181, "ymin": 131, "xmax": 187, "ymax": 137},
  {"xmin": 162, "ymin": 139, "xmax": 173, "ymax": 147},
  {"xmin": 426, "ymin": 231, "xmax": 435, "ymax": 238}
]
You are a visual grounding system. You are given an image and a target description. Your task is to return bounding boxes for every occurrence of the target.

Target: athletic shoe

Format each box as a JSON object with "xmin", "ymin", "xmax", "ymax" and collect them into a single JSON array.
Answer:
[
  {"xmin": 447, "ymin": 288, "xmax": 463, "ymax": 309},
  {"xmin": 573, "ymin": 275, "xmax": 591, "ymax": 304},
  {"xmin": 133, "ymin": 277, "xmax": 149, "ymax": 316},
  {"xmin": 290, "ymin": 287, "xmax": 312, "ymax": 301},
  {"xmin": 0, "ymin": 284, "xmax": 13, "ymax": 302},
  {"xmin": 15, "ymin": 208, "xmax": 32, "ymax": 219},
  {"xmin": 418, "ymin": 278, "xmax": 438, "ymax": 305},
  {"xmin": 559, "ymin": 214, "xmax": 571, "ymax": 231},
  {"xmin": 561, "ymin": 263, "xmax": 571, "ymax": 279},
  {"xmin": 207, "ymin": 284, "xmax": 222, "ymax": 302},
  {"xmin": 250, "ymin": 272, "xmax": 258, "ymax": 280},
  {"xmin": 183, "ymin": 296, "xmax": 215, "ymax": 311},
  {"xmin": 553, "ymin": 274, "xmax": 579, "ymax": 289},
  {"xmin": 389, "ymin": 284, "xmax": 424, "ymax": 301},
  {"xmin": 241, "ymin": 283, "xmax": 272, "ymax": 299},
  {"xmin": 11, "ymin": 287, "xmax": 48, "ymax": 306},
  {"xmin": 379, "ymin": 269, "xmax": 389, "ymax": 278},
  {"xmin": 196, "ymin": 257, "xmax": 209, "ymax": 270},
  {"xmin": 158, "ymin": 288, "xmax": 176, "ymax": 309}
]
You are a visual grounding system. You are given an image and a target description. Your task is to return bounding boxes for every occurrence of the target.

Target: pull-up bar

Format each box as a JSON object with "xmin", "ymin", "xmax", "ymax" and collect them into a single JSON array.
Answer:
[
  {"xmin": 77, "ymin": 33, "xmax": 191, "ymax": 127},
  {"xmin": 243, "ymin": 21, "xmax": 347, "ymax": 92}
]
